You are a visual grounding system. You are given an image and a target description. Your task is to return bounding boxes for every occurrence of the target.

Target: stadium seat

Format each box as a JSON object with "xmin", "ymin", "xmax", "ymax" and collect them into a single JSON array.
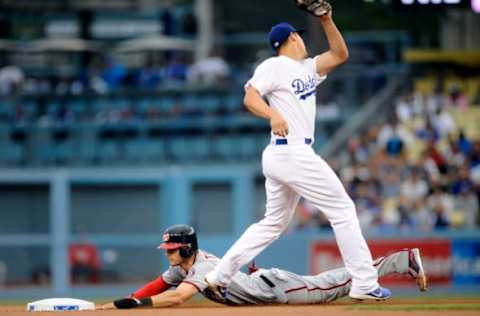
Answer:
[
  {"xmin": 414, "ymin": 77, "xmax": 436, "ymax": 95},
  {"xmin": 203, "ymin": 94, "xmax": 221, "ymax": 114}
]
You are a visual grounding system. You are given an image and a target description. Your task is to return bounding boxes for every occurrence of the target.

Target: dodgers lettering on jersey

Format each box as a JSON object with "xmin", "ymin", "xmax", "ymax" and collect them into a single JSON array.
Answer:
[
  {"xmin": 292, "ymin": 75, "xmax": 317, "ymax": 100},
  {"xmin": 245, "ymin": 56, "xmax": 326, "ymax": 142}
]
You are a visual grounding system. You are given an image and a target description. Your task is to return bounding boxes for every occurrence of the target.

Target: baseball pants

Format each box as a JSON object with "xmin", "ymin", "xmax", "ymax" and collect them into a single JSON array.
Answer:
[
  {"xmin": 209, "ymin": 142, "xmax": 379, "ymax": 295},
  {"xmin": 257, "ymin": 250, "xmax": 408, "ymax": 304}
]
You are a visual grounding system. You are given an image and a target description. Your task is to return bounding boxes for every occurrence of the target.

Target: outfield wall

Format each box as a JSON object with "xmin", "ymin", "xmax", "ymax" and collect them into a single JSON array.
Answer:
[{"xmin": 0, "ymin": 167, "xmax": 478, "ymax": 299}]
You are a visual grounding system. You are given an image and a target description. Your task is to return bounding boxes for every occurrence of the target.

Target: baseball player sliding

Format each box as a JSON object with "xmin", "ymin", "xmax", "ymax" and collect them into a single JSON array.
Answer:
[
  {"xmin": 98, "ymin": 225, "xmax": 428, "ymax": 309},
  {"xmin": 204, "ymin": 0, "xmax": 392, "ymax": 301}
]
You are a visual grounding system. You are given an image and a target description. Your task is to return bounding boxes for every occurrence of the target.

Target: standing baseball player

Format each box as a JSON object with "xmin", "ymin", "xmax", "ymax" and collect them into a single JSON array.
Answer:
[
  {"xmin": 204, "ymin": 0, "xmax": 391, "ymax": 300},
  {"xmin": 98, "ymin": 225, "xmax": 427, "ymax": 309}
]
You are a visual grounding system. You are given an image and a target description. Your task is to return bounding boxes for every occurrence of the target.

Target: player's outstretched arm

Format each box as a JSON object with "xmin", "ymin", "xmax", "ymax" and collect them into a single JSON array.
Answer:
[
  {"xmin": 150, "ymin": 282, "xmax": 198, "ymax": 307},
  {"xmin": 133, "ymin": 275, "xmax": 173, "ymax": 298},
  {"xmin": 97, "ymin": 282, "xmax": 198, "ymax": 310},
  {"xmin": 244, "ymin": 86, "xmax": 289, "ymax": 137},
  {"xmin": 314, "ymin": 12, "xmax": 349, "ymax": 76},
  {"xmin": 96, "ymin": 275, "xmax": 172, "ymax": 310}
]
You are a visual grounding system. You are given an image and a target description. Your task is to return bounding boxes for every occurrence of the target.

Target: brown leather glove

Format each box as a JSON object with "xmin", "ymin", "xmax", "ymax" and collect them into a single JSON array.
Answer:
[{"xmin": 294, "ymin": 0, "xmax": 332, "ymax": 17}]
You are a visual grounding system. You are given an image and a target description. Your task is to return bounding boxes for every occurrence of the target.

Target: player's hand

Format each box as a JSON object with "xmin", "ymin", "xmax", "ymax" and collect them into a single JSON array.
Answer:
[
  {"xmin": 96, "ymin": 302, "xmax": 116, "ymax": 310},
  {"xmin": 270, "ymin": 110, "xmax": 289, "ymax": 137}
]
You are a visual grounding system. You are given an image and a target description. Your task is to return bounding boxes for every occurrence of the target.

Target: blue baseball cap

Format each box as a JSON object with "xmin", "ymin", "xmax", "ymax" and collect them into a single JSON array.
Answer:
[{"xmin": 268, "ymin": 22, "xmax": 305, "ymax": 51}]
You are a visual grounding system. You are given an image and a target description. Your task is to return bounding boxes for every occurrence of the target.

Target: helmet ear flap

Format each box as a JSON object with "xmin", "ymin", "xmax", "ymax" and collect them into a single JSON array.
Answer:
[{"xmin": 179, "ymin": 245, "xmax": 193, "ymax": 258}]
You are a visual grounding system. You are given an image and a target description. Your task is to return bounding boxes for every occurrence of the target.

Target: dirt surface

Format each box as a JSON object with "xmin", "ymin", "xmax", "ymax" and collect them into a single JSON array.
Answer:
[{"xmin": 3, "ymin": 298, "xmax": 480, "ymax": 316}]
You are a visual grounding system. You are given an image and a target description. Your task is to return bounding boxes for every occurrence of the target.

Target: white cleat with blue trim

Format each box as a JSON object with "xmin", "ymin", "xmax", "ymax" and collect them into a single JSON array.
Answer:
[{"xmin": 349, "ymin": 286, "xmax": 392, "ymax": 301}]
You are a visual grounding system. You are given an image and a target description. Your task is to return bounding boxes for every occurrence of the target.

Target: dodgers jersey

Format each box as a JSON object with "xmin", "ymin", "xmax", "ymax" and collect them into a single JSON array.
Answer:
[
  {"xmin": 162, "ymin": 250, "xmax": 276, "ymax": 305},
  {"xmin": 245, "ymin": 56, "xmax": 326, "ymax": 142}
]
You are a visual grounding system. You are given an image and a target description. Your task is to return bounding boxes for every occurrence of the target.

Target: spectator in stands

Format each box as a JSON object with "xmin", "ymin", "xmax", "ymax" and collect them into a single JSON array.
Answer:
[
  {"xmin": 377, "ymin": 116, "xmax": 413, "ymax": 153},
  {"xmin": 0, "ymin": 64, "xmax": 24, "ymax": 95},
  {"xmin": 160, "ymin": 0, "xmax": 175, "ymax": 36},
  {"xmin": 425, "ymin": 91, "xmax": 443, "ymax": 117},
  {"xmin": 457, "ymin": 130, "xmax": 472, "ymax": 156},
  {"xmin": 446, "ymin": 84, "xmax": 468, "ymax": 109},
  {"xmin": 400, "ymin": 168, "xmax": 429, "ymax": 206},
  {"xmin": 395, "ymin": 94, "xmax": 414, "ymax": 123},
  {"xmin": 164, "ymin": 55, "xmax": 189, "ymax": 83},
  {"xmin": 188, "ymin": 52, "xmax": 230, "ymax": 86},
  {"xmin": 415, "ymin": 119, "xmax": 440, "ymax": 143},
  {"xmin": 137, "ymin": 59, "xmax": 162, "ymax": 90},
  {"xmin": 411, "ymin": 91, "xmax": 425, "ymax": 117},
  {"xmin": 82, "ymin": 57, "xmax": 108, "ymax": 94},
  {"xmin": 472, "ymin": 85, "xmax": 480, "ymax": 106},
  {"xmin": 69, "ymin": 242, "xmax": 101, "ymax": 284},
  {"xmin": 314, "ymin": 84, "xmax": 479, "ymax": 232},
  {"xmin": 419, "ymin": 148, "xmax": 441, "ymax": 184},
  {"xmin": 102, "ymin": 58, "xmax": 127, "ymax": 91},
  {"xmin": 346, "ymin": 136, "xmax": 369, "ymax": 164},
  {"xmin": 452, "ymin": 165, "xmax": 475, "ymax": 196},
  {"xmin": 431, "ymin": 106, "xmax": 456, "ymax": 137},
  {"xmin": 470, "ymin": 140, "xmax": 480, "ymax": 168},
  {"xmin": 396, "ymin": 194, "xmax": 414, "ymax": 229},
  {"xmin": 352, "ymin": 180, "xmax": 381, "ymax": 230},
  {"xmin": 381, "ymin": 166, "xmax": 403, "ymax": 199},
  {"xmin": 411, "ymin": 197, "xmax": 434, "ymax": 232},
  {"xmin": 445, "ymin": 136, "xmax": 467, "ymax": 168},
  {"xmin": 427, "ymin": 185, "xmax": 453, "ymax": 229},
  {"xmin": 385, "ymin": 132, "xmax": 404, "ymax": 158},
  {"xmin": 452, "ymin": 179, "xmax": 479, "ymax": 229},
  {"xmin": 424, "ymin": 140, "xmax": 448, "ymax": 175}
]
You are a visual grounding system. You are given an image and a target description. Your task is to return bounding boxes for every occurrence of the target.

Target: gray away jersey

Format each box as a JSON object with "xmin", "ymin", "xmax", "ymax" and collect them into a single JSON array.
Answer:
[
  {"xmin": 161, "ymin": 249, "xmax": 410, "ymax": 305},
  {"xmin": 162, "ymin": 250, "xmax": 276, "ymax": 305}
]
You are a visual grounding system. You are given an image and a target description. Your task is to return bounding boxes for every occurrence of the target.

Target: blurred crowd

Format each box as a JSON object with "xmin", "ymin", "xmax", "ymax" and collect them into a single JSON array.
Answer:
[
  {"xmin": 0, "ymin": 52, "xmax": 238, "ymax": 127},
  {"xmin": 292, "ymin": 81, "xmax": 480, "ymax": 232},
  {"xmin": 0, "ymin": 52, "xmax": 231, "ymax": 97}
]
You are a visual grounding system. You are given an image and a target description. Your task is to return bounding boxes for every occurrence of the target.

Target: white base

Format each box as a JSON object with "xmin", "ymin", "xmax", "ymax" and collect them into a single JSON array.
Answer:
[{"xmin": 27, "ymin": 298, "xmax": 95, "ymax": 312}]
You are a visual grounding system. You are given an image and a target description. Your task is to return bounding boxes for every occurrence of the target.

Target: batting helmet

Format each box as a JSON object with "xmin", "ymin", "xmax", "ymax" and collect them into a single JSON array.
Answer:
[{"xmin": 158, "ymin": 224, "xmax": 198, "ymax": 258}]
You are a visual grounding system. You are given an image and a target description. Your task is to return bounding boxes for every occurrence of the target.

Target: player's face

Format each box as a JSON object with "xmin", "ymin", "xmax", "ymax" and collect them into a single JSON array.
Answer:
[
  {"xmin": 165, "ymin": 248, "xmax": 183, "ymax": 266},
  {"xmin": 287, "ymin": 32, "xmax": 307, "ymax": 58},
  {"xmin": 294, "ymin": 33, "xmax": 308, "ymax": 58}
]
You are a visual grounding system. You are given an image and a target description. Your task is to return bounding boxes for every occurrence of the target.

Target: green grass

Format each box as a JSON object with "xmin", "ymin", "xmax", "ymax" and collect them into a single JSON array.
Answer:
[{"xmin": 349, "ymin": 303, "xmax": 480, "ymax": 311}]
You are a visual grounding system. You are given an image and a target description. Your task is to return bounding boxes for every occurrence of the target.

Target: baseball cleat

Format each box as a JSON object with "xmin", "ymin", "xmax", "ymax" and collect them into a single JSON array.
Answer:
[
  {"xmin": 349, "ymin": 287, "xmax": 392, "ymax": 301},
  {"xmin": 204, "ymin": 276, "xmax": 228, "ymax": 300},
  {"xmin": 408, "ymin": 248, "xmax": 428, "ymax": 292}
]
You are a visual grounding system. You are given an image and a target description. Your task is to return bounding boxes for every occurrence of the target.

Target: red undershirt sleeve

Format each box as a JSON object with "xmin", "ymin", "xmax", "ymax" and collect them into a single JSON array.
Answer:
[{"xmin": 132, "ymin": 276, "xmax": 173, "ymax": 298}]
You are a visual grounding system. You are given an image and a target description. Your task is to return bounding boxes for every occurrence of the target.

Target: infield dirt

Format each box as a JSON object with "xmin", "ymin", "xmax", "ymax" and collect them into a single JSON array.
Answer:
[{"xmin": 2, "ymin": 298, "xmax": 479, "ymax": 316}]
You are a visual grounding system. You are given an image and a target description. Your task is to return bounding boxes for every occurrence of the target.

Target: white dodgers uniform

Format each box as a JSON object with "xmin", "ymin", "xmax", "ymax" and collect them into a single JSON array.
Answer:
[
  {"xmin": 168, "ymin": 249, "xmax": 410, "ymax": 305},
  {"xmin": 206, "ymin": 55, "xmax": 380, "ymax": 296}
]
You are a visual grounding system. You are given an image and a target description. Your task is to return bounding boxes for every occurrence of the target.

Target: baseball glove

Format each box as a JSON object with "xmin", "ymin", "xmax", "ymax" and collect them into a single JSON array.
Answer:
[{"xmin": 294, "ymin": 0, "xmax": 332, "ymax": 17}]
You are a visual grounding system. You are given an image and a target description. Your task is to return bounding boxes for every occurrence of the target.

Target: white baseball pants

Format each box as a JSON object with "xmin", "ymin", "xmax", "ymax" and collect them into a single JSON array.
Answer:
[{"xmin": 206, "ymin": 142, "xmax": 379, "ymax": 295}]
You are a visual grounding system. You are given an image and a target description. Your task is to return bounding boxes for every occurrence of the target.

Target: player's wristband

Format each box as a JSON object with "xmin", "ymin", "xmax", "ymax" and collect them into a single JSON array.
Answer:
[{"xmin": 113, "ymin": 297, "xmax": 153, "ymax": 309}]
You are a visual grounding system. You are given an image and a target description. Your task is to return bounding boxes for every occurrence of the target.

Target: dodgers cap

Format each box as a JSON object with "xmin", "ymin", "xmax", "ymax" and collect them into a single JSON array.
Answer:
[{"xmin": 268, "ymin": 22, "xmax": 305, "ymax": 51}]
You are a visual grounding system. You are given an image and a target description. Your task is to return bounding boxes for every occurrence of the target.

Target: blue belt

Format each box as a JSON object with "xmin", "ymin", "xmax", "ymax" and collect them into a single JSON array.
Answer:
[{"xmin": 275, "ymin": 138, "xmax": 312, "ymax": 145}]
